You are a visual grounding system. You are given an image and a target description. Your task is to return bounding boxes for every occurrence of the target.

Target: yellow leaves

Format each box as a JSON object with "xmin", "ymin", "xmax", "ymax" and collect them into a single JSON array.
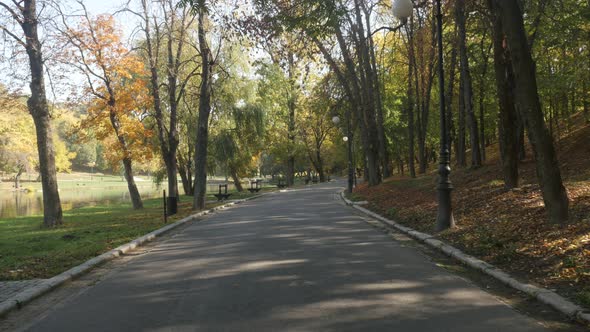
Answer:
[
  {"xmin": 0, "ymin": 95, "xmax": 77, "ymax": 174},
  {"xmin": 53, "ymin": 135, "xmax": 76, "ymax": 173},
  {"xmin": 71, "ymin": 15, "xmax": 155, "ymax": 170}
]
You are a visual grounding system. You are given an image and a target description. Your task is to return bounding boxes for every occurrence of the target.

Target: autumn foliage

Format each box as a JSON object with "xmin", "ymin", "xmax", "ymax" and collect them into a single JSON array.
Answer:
[
  {"xmin": 66, "ymin": 15, "xmax": 154, "ymax": 169},
  {"xmin": 353, "ymin": 112, "xmax": 590, "ymax": 307}
]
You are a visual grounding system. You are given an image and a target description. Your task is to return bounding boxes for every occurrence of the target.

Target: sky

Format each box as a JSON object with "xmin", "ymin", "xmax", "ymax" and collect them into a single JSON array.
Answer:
[
  {"xmin": 0, "ymin": 0, "xmax": 261, "ymax": 99},
  {"xmin": 84, "ymin": 0, "xmax": 124, "ymax": 14},
  {"xmin": 0, "ymin": 0, "xmax": 140, "ymax": 95},
  {"xmin": 83, "ymin": 0, "xmax": 140, "ymax": 41}
]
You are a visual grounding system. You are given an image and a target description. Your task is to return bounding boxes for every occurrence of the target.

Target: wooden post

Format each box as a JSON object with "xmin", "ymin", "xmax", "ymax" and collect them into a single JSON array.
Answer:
[{"xmin": 163, "ymin": 190, "xmax": 168, "ymax": 223}]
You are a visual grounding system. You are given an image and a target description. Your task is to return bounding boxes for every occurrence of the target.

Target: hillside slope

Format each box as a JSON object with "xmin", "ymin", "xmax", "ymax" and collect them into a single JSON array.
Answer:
[{"xmin": 353, "ymin": 112, "xmax": 590, "ymax": 308}]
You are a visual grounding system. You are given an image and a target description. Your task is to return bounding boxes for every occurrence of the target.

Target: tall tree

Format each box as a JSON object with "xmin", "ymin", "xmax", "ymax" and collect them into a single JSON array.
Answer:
[
  {"xmin": 59, "ymin": 10, "xmax": 149, "ymax": 209},
  {"xmin": 491, "ymin": 0, "xmax": 569, "ymax": 224},
  {"xmin": 0, "ymin": 0, "xmax": 63, "ymax": 226},
  {"xmin": 192, "ymin": 0, "xmax": 213, "ymax": 210},
  {"xmin": 487, "ymin": 0, "xmax": 519, "ymax": 189},
  {"xmin": 455, "ymin": 0, "xmax": 481, "ymax": 168},
  {"xmin": 445, "ymin": 25, "xmax": 458, "ymax": 165},
  {"xmin": 286, "ymin": 49, "xmax": 297, "ymax": 186},
  {"xmin": 134, "ymin": 0, "xmax": 199, "ymax": 214},
  {"xmin": 409, "ymin": 6, "xmax": 436, "ymax": 174},
  {"xmin": 404, "ymin": 22, "xmax": 417, "ymax": 178},
  {"xmin": 299, "ymin": 77, "xmax": 338, "ymax": 182},
  {"xmin": 252, "ymin": 0, "xmax": 384, "ymax": 186},
  {"xmin": 476, "ymin": 28, "xmax": 492, "ymax": 162}
]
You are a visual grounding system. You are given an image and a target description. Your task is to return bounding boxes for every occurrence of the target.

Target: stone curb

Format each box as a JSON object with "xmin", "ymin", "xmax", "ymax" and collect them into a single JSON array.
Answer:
[
  {"xmin": 340, "ymin": 191, "xmax": 590, "ymax": 326},
  {"xmin": 0, "ymin": 194, "xmax": 265, "ymax": 318}
]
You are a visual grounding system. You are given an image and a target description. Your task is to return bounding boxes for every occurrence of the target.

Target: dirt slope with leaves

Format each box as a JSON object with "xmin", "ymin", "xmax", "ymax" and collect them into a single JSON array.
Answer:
[{"xmin": 353, "ymin": 113, "xmax": 590, "ymax": 309}]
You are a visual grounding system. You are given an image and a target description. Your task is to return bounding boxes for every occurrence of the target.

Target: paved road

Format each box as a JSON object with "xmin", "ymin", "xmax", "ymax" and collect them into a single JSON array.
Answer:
[{"xmin": 24, "ymin": 182, "xmax": 550, "ymax": 331}]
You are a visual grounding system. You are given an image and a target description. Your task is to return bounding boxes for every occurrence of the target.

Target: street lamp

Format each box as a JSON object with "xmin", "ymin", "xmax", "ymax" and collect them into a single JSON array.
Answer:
[
  {"xmin": 392, "ymin": 0, "xmax": 413, "ymax": 24},
  {"xmin": 332, "ymin": 115, "xmax": 354, "ymax": 194},
  {"xmin": 393, "ymin": 0, "xmax": 454, "ymax": 231}
]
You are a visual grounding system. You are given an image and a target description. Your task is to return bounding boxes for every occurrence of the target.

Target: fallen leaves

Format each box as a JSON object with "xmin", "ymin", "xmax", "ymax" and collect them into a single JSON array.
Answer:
[{"xmin": 354, "ymin": 121, "xmax": 590, "ymax": 308}]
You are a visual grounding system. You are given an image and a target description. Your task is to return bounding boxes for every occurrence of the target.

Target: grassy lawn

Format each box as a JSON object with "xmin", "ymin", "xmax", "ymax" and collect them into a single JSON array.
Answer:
[
  {"xmin": 0, "ymin": 187, "xmax": 273, "ymax": 281},
  {"xmin": 0, "ymin": 173, "xmax": 153, "ymax": 191}
]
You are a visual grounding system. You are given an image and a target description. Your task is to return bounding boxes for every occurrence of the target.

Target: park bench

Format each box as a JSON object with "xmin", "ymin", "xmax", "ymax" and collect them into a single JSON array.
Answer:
[
  {"xmin": 277, "ymin": 178, "xmax": 287, "ymax": 188},
  {"xmin": 213, "ymin": 184, "xmax": 232, "ymax": 201},
  {"xmin": 247, "ymin": 179, "xmax": 262, "ymax": 193}
]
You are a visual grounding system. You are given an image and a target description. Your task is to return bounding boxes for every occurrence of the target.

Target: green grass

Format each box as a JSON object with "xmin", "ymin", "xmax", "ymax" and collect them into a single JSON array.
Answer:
[
  {"xmin": 345, "ymin": 192, "xmax": 365, "ymax": 202},
  {"xmin": 577, "ymin": 289, "xmax": 590, "ymax": 307},
  {"xmin": 0, "ymin": 185, "xmax": 276, "ymax": 281},
  {"xmin": 0, "ymin": 196, "xmax": 184, "ymax": 281},
  {"xmin": 0, "ymin": 186, "xmax": 262, "ymax": 281}
]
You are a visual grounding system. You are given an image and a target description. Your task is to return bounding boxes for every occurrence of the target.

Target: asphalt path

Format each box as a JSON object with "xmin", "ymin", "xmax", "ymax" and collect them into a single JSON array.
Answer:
[{"xmin": 25, "ymin": 181, "xmax": 551, "ymax": 331}]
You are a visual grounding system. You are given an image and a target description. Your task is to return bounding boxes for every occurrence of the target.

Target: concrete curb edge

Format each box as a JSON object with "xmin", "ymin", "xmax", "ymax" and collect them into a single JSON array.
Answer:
[
  {"xmin": 0, "ymin": 193, "xmax": 266, "ymax": 318},
  {"xmin": 339, "ymin": 191, "xmax": 590, "ymax": 326}
]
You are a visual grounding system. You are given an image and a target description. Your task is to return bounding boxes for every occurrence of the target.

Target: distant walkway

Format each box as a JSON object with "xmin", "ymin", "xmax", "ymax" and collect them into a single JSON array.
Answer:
[{"xmin": 23, "ymin": 181, "xmax": 549, "ymax": 331}]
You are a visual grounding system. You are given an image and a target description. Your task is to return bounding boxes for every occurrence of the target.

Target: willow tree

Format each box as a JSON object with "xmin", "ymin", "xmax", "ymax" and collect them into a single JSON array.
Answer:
[{"xmin": 212, "ymin": 105, "xmax": 265, "ymax": 191}]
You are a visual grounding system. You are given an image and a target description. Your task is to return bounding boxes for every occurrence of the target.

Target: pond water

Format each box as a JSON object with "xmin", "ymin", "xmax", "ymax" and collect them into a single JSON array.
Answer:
[{"xmin": 0, "ymin": 182, "xmax": 240, "ymax": 219}]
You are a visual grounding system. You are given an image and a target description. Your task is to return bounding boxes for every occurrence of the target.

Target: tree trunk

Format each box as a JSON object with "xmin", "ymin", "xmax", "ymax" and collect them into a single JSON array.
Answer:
[
  {"xmin": 479, "ymin": 87, "xmax": 486, "ymax": 162},
  {"xmin": 456, "ymin": 0, "xmax": 482, "ymax": 168},
  {"xmin": 178, "ymin": 163, "xmax": 193, "ymax": 195},
  {"xmin": 165, "ymin": 158, "xmax": 178, "ymax": 214},
  {"xmin": 22, "ymin": 0, "xmax": 63, "ymax": 227},
  {"xmin": 313, "ymin": 31, "xmax": 380, "ymax": 186},
  {"xmin": 413, "ymin": 19, "xmax": 435, "ymax": 175},
  {"xmin": 141, "ymin": 0, "xmax": 178, "ymax": 215},
  {"xmin": 407, "ymin": 94, "xmax": 416, "ymax": 179},
  {"xmin": 406, "ymin": 25, "xmax": 417, "ymax": 178},
  {"xmin": 334, "ymin": 27, "xmax": 381, "ymax": 186},
  {"xmin": 358, "ymin": 1, "xmax": 389, "ymax": 179},
  {"xmin": 445, "ymin": 28, "xmax": 458, "ymax": 164},
  {"xmin": 412, "ymin": 24, "xmax": 425, "ymax": 174},
  {"xmin": 316, "ymin": 147, "xmax": 325, "ymax": 182},
  {"xmin": 584, "ymin": 79, "xmax": 589, "ymax": 123},
  {"xmin": 107, "ymin": 105, "xmax": 143, "ymax": 209},
  {"xmin": 478, "ymin": 39, "xmax": 491, "ymax": 162},
  {"xmin": 286, "ymin": 50, "xmax": 296, "ymax": 187},
  {"xmin": 457, "ymin": 75, "xmax": 467, "ymax": 167},
  {"xmin": 230, "ymin": 167, "xmax": 243, "ymax": 192},
  {"xmin": 549, "ymin": 96, "xmax": 556, "ymax": 139},
  {"xmin": 488, "ymin": 2, "xmax": 519, "ymax": 189},
  {"xmin": 14, "ymin": 167, "xmax": 23, "ymax": 189},
  {"xmin": 493, "ymin": 0, "xmax": 569, "ymax": 224},
  {"xmin": 177, "ymin": 152, "xmax": 194, "ymax": 195},
  {"xmin": 122, "ymin": 157, "xmax": 143, "ymax": 209},
  {"xmin": 193, "ymin": 8, "xmax": 212, "ymax": 210},
  {"xmin": 517, "ymin": 109, "xmax": 526, "ymax": 160}
]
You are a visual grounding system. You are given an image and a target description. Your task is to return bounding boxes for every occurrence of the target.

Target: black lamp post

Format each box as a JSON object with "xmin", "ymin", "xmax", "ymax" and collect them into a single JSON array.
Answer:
[
  {"xmin": 332, "ymin": 114, "xmax": 354, "ymax": 194},
  {"xmin": 394, "ymin": 0, "xmax": 454, "ymax": 231}
]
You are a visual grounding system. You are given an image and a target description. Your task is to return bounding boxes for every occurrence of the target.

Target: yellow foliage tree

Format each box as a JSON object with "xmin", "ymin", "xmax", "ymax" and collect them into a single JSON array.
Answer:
[
  {"xmin": 63, "ymin": 13, "xmax": 153, "ymax": 209},
  {"xmin": 0, "ymin": 89, "xmax": 77, "ymax": 183}
]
